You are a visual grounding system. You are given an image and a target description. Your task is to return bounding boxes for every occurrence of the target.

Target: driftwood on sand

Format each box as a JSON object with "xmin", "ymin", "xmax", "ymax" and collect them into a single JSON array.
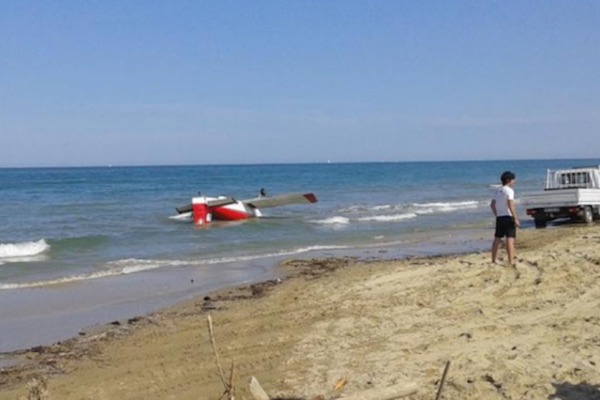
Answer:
[{"xmin": 249, "ymin": 376, "xmax": 270, "ymax": 400}]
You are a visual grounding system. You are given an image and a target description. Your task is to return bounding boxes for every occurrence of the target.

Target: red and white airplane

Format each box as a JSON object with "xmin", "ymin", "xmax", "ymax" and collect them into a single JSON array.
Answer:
[{"xmin": 175, "ymin": 189, "xmax": 318, "ymax": 225}]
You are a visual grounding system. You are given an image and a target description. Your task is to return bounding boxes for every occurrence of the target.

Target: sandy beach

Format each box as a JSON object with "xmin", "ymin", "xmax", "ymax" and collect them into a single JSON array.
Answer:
[{"xmin": 1, "ymin": 224, "xmax": 600, "ymax": 399}]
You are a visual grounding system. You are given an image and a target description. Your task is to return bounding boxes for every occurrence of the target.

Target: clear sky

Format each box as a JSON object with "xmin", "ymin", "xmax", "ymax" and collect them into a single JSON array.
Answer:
[{"xmin": 1, "ymin": 1, "xmax": 599, "ymax": 167}]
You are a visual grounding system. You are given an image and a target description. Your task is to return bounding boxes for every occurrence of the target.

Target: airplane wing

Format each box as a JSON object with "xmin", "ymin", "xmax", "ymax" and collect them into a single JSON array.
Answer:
[
  {"xmin": 207, "ymin": 197, "xmax": 237, "ymax": 207},
  {"xmin": 243, "ymin": 193, "xmax": 318, "ymax": 209},
  {"xmin": 175, "ymin": 197, "xmax": 236, "ymax": 214}
]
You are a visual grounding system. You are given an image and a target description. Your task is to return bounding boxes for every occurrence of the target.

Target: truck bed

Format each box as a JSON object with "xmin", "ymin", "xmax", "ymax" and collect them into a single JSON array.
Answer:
[{"xmin": 522, "ymin": 188, "xmax": 600, "ymax": 209}]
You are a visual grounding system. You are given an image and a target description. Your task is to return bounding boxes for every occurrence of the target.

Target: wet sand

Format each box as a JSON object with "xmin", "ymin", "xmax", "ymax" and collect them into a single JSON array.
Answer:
[{"xmin": 1, "ymin": 225, "xmax": 600, "ymax": 399}]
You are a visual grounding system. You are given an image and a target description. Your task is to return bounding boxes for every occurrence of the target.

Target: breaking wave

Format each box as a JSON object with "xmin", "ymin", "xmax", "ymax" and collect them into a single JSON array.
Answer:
[
  {"xmin": 0, "ymin": 240, "xmax": 50, "ymax": 264},
  {"xmin": 0, "ymin": 244, "xmax": 349, "ymax": 290}
]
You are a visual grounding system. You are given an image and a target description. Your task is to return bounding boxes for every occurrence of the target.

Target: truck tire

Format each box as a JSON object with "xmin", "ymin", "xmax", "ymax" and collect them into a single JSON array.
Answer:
[
  {"xmin": 583, "ymin": 206, "xmax": 593, "ymax": 224},
  {"xmin": 534, "ymin": 217, "xmax": 547, "ymax": 229}
]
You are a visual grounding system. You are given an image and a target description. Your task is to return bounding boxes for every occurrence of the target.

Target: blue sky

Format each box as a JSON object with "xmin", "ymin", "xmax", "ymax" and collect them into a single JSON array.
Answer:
[{"xmin": 1, "ymin": 1, "xmax": 599, "ymax": 167}]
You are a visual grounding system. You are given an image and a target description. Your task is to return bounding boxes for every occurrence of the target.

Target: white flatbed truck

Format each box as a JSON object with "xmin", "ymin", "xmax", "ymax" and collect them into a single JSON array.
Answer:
[{"xmin": 522, "ymin": 166, "xmax": 600, "ymax": 228}]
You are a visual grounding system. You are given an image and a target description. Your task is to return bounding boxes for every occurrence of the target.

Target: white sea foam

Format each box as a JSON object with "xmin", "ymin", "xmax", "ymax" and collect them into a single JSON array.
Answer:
[
  {"xmin": 372, "ymin": 205, "xmax": 392, "ymax": 211},
  {"xmin": 357, "ymin": 213, "xmax": 418, "ymax": 222},
  {"xmin": 315, "ymin": 200, "xmax": 480, "ymax": 226},
  {"xmin": 0, "ymin": 260, "xmax": 178, "ymax": 290},
  {"xmin": 310, "ymin": 216, "xmax": 350, "ymax": 225},
  {"xmin": 108, "ymin": 258, "xmax": 192, "ymax": 274},
  {"xmin": 412, "ymin": 200, "xmax": 479, "ymax": 215},
  {"xmin": 169, "ymin": 212, "xmax": 192, "ymax": 221},
  {"xmin": 0, "ymin": 270, "xmax": 115, "ymax": 290},
  {"xmin": 338, "ymin": 205, "xmax": 365, "ymax": 213},
  {"xmin": 0, "ymin": 239, "xmax": 50, "ymax": 261},
  {"xmin": 292, "ymin": 245, "xmax": 349, "ymax": 253},
  {"xmin": 0, "ymin": 260, "xmax": 192, "ymax": 290}
]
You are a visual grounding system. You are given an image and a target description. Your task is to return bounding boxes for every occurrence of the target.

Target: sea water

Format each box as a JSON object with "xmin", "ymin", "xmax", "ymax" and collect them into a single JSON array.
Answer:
[{"xmin": 0, "ymin": 159, "xmax": 598, "ymax": 351}]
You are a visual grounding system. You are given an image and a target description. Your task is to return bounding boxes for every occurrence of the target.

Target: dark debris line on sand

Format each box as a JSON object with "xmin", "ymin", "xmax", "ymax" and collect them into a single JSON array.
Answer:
[{"xmin": 0, "ymin": 316, "xmax": 149, "ymax": 389}]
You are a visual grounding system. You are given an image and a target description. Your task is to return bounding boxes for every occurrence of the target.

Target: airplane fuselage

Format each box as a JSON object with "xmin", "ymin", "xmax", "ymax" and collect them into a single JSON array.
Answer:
[
  {"xmin": 192, "ymin": 196, "xmax": 263, "ymax": 224},
  {"xmin": 174, "ymin": 192, "xmax": 317, "ymax": 225}
]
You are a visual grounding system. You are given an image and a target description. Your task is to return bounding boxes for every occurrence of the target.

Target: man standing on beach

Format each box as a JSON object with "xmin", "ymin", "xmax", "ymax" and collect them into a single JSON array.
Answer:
[{"xmin": 490, "ymin": 171, "xmax": 520, "ymax": 267}]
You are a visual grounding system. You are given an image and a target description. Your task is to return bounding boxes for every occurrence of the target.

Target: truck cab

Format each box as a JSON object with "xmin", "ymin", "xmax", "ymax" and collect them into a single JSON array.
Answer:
[{"xmin": 548, "ymin": 168, "xmax": 600, "ymax": 189}]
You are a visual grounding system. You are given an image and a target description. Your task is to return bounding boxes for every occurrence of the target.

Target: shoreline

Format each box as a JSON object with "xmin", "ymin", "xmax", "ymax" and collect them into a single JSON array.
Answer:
[
  {"xmin": 2, "ymin": 224, "xmax": 600, "ymax": 399},
  {"xmin": 0, "ymin": 226, "xmax": 491, "ymax": 354}
]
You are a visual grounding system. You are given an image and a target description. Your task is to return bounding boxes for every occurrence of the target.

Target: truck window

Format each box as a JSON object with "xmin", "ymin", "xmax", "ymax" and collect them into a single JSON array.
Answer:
[{"xmin": 559, "ymin": 172, "xmax": 590, "ymax": 188}]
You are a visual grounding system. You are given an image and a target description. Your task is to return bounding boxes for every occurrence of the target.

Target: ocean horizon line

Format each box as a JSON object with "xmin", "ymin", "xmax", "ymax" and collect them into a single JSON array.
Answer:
[{"xmin": 1, "ymin": 157, "xmax": 598, "ymax": 170}]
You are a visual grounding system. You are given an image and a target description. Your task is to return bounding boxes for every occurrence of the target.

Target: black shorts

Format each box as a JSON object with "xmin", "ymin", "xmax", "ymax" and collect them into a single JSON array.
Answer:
[{"xmin": 495, "ymin": 216, "xmax": 516, "ymax": 238}]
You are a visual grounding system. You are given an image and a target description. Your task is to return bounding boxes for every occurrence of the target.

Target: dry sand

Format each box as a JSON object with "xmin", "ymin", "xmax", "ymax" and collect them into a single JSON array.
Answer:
[{"xmin": 1, "ymin": 225, "xmax": 600, "ymax": 399}]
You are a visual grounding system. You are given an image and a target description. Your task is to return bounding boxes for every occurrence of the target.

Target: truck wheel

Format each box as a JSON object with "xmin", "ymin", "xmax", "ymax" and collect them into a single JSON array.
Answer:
[
  {"xmin": 534, "ymin": 217, "xmax": 547, "ymax": 229},
  {"xmin": 583, "ymin": 206, "xmax": 593, "ymax": 224}
]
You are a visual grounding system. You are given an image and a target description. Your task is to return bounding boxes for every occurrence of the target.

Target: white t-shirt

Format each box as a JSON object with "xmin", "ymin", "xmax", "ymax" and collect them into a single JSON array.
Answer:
[{"xmin": 493, "ymin": 185, "xmax": 514, "ymax": 217}]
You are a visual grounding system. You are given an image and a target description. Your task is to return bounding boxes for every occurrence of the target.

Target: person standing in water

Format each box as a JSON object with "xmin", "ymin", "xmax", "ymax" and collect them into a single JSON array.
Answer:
[{"xmin": 490, "ymin": 171, "xmax": 520, "ymax": 267}]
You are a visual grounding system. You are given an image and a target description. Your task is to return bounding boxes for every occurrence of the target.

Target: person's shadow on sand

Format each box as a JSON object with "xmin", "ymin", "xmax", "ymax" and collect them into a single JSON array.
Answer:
[{"xmin": 548, "ymin": 382, "xmax": 600, "ymax": 400}]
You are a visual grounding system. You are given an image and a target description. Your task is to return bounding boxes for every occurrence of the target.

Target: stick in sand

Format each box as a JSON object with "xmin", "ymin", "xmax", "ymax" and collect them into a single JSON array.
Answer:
[
  {"xmin": 207, "ymin": 315, "xmax": 235, "ymax": 400},
  {"xmin": 435, "ymin": 361, "xmax": 451, "ymax": 400}
]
